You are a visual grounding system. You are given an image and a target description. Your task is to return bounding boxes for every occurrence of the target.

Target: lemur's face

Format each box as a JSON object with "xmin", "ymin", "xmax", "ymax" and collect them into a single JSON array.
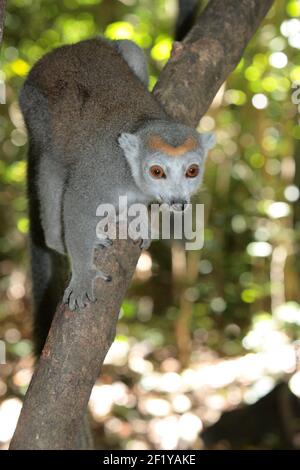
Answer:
[{"xmin": 118, "ymin": 121, "xmax": 215, "ymax": 210}]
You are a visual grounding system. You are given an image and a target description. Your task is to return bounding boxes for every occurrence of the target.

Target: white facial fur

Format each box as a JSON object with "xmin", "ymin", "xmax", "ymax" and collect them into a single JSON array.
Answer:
[{"xmin": 118, "ymin": 125, "xmax": 215, "ymax": 209}]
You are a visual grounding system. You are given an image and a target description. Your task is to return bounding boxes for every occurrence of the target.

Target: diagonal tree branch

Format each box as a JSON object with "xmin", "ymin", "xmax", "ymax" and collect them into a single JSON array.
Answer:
[
  {"xmin": 10, "ymin": 0, "xmax": 274, "ymax": 450},
  {"xmin": 154, "ymin": 0, "xmax": 274, "ymax": 127},
  {"xmin": 11, "ymin": 241, "xmax": 141, "ymax": 449}
]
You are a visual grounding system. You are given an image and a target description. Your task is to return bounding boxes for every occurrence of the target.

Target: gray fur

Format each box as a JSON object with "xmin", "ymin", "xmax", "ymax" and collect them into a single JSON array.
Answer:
[
  {"xmin": 114, "ymin": 39, "xmax": 149, "ymax": 86},
  {"xmin": 119, "ymin": 120, "xmax": 214, "ymax": 206},
  {"xmin": 21, "ymin": 37, "xmax": 214, "ymax": 311}
]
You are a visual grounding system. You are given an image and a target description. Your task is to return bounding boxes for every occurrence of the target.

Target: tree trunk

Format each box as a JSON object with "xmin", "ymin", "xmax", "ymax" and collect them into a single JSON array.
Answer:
[
  {"xmin": 10, "ymin": 0, "xmax": 274, "ymax": 450},
  {"xmin": 154, "ymin": 0, "xmax": 274, "ymax": 127}
]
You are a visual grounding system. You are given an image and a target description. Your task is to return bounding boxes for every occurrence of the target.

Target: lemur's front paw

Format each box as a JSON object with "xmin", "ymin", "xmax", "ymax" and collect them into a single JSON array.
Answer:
[
  {"xmin": 128, "ymin": 227, "xmax": 151, "ymax": 250},
  {"xmin": 137, "ymin": 238, "xmax": 151, "ymax": 250},
  {"xmin": 63, "ymin": 268, "xmax": 112, "ymax": 310},
  {"xmin": 95, "ymin": 237, "xmax": 113, "ymax": 249}
]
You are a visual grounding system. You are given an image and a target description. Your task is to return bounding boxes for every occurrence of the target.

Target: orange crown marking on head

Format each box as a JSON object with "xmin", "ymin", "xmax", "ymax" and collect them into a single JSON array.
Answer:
[{"xmin": 148, "ymin": 135, "xmax": 198, "ymax": 156}]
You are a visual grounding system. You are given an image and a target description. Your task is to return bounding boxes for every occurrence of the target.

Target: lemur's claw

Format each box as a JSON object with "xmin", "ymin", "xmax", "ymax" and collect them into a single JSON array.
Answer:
[
  {"xmin": 95, "ymin": 237, "xmax": 113, "ymax": 249},
  {"xmin": 63, "ymin": 268, "xmax": 110, "ymax": 310},
  {"xmin": 131, "ymin": 236, "xmax": 151, "ymax": 250},
  {"xmin": 139, "ymin": 238, "xmax": 151, "ymax": 250}
]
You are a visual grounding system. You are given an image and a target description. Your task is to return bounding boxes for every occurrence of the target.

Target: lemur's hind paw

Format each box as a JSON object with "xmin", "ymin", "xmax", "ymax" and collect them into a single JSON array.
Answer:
[{"xmin": 63, "ymin": 268, "xmax": 111, "ymax": 310}]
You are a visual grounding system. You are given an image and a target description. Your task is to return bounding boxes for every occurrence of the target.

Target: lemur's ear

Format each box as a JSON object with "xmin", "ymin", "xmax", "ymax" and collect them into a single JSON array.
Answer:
[
  {"xmin": 118, "ymin": 133, "xmax": 140, "ymax": 165},
  {"xmin": 199, "ymin": 132, "xmax": 216, "ymax": 152}
]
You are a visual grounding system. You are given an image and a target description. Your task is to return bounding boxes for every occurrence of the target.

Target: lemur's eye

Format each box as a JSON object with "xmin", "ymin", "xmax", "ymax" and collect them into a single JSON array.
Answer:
[
  {"xmin": 186, "ymin": 164, "xmax": 199, "ymax": 178},
  {"xmin": 150, "ymin": 165, "xmax": 166, "ymax": 179}
]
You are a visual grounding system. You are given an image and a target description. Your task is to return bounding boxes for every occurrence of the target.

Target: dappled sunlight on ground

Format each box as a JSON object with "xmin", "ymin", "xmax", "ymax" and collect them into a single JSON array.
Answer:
[{"xmin": 2, "ymin": 315, "xmax": 299, "ymax": 450}]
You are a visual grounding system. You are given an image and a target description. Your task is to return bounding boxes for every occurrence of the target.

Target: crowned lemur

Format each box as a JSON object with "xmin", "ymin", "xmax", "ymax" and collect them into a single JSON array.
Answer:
[{"xmin": 20, "ymin": 37, "xmax": 215, "ymax": 353}]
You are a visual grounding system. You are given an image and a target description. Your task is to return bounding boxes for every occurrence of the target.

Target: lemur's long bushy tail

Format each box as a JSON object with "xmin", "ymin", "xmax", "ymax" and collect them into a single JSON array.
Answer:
[{"xmin": 27, "ymin": 142, "xmax": 68, "ymax": 355}]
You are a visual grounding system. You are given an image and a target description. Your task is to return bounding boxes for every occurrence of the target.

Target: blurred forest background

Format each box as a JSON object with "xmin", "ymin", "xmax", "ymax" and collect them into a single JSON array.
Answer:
[{"xmin": 1, "ymin": 0, "xmax": 300, "ymax": 450}]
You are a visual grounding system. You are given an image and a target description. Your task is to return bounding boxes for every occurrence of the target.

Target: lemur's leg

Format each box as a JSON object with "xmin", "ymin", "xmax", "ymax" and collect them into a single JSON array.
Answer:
[
  {"xmin": 62, "ymin": 188, "xmax": 111, "ymax": 310},
  {"xmin": 20, "ymin": 82, "xmax": 66, "ymax": 255},
  {"xmin": 38, "ymin": 154, "xmax": 66, "ymax": 255},
  {"xmin": 114, "ymin": 40, "xmax": 149, "ymax": 87}
]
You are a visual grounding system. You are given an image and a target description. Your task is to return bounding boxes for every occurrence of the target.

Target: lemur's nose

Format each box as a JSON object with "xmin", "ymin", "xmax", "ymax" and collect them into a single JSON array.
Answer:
[{"xmin": 170, "ymin": 200, "xmax": 188, "ymax": 211}]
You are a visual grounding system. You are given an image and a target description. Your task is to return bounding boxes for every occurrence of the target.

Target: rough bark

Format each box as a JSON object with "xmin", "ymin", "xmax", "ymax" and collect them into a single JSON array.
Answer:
[
  {"xmin": 0, "ymin": 0, "xmax": 6, "ymax": 45},
  {"xmin": 154, "ymin": 0, "xmax": 274, "ymax": 127},
  {"xmin": 10, "ymin": 0, "xmax": 274, "ymax": 450},
  {"xmin": 10, "ymin": 241, "xmax": 141, "ymax": 449}
]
